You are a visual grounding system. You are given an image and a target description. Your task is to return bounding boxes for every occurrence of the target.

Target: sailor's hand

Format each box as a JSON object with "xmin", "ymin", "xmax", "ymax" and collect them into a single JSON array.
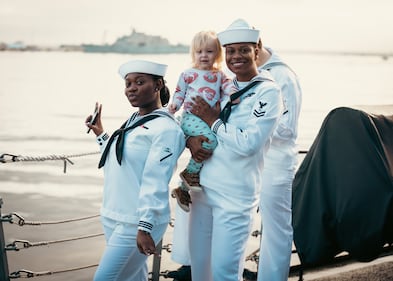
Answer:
[
  {"xmin": 190, "ymin": 96, "xmax": 220, "ymax": 127},
  {"xmin": 187, "ymin": 135, "xmax": 213, "ymax": 162},
  {"xmin": 85, "ymin": 102, "xmax": 103, "ymax": 136},
  {"xmin": 137, "ymin": 230, "xmax": 159, "ymax": 256}
]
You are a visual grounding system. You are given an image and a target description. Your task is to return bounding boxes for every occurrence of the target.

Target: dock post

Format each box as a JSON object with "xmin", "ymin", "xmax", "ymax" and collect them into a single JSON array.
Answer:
[
  {"xmin": 151, "ymin": 239, "xmax": 162, "ymax": 281},
  {"xmin": 0, "ymin": 198, "xmax": 10, "ymax": 281}
]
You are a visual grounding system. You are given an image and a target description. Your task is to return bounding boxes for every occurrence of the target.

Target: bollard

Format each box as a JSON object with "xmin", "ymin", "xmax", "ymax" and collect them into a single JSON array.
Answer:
[
  {"xmin": 0, "ymin": 198, "xmax": 10, "ymax": 281},
  {"xmin": 151, "ymin": 240, "xmax": 162, "ymax": 281}
]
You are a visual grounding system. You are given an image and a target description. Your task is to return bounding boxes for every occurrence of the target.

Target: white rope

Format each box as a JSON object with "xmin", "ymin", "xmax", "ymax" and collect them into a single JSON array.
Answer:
[
  {"xmin": 0, "ymin": 151, "xmax": 99, "ymax": 163},
  {"xmin": 0, "ymin": 151, "xmax": 100, "ymax": 173}
]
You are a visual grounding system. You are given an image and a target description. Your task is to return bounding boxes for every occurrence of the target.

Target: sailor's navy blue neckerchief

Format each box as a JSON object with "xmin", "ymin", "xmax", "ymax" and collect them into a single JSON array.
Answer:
[
  {"xmin": 219, "ymin": 80, "xmax": 262, "ymax": 124},
  {"xmin": 98, "ymin": 110, "xmax": 175, "ymax": 168}
]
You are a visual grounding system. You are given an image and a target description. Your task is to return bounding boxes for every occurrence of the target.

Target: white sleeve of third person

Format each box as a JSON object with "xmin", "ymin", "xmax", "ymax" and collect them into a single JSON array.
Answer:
[{"xmin": 272, "ymin": 69, "xmax": 302, "ymax": 142}]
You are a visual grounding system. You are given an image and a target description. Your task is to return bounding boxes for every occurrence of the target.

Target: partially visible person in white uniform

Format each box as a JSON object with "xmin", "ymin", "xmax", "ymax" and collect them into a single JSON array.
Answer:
[
  {"xmin": 255, "ymin": 37, "xmax": 302, "ymax": 281},
  {"xmin": 167, "ymin": 203, "xmax": 192, "ymax": 280},
  {"xmin": 85, "ymin": 59, "xmax": 185, "ymax": 281},
  {"xmin": 186, "ymin": 18, "xmax": 283, "ymax": 281}
]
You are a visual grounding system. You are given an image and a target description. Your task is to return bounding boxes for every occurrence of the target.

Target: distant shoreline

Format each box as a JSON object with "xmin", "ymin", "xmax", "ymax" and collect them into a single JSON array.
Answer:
[{"xmin": 1, "ymin": 47, "xmax": 391, "ymax": 59}]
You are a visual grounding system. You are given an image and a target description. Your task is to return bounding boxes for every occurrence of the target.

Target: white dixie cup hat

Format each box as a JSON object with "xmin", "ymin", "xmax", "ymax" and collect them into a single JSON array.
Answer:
[
  {"xmin": 217, "ymin": 18, "xmax": 260, "ymax": 46},
  {"xmin": 118, "ymin": 59, "xmax": 168, "ymax": 79}
]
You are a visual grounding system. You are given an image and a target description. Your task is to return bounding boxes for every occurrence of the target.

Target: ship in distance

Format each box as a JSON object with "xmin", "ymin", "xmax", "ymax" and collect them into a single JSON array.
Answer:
[{"xmin": 82, "ymin": 29, "xmax": 189, "ymax": 54}]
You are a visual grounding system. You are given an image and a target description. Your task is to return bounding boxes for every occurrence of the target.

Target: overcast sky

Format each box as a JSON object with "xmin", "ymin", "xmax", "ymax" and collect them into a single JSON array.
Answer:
[{"xmin": 1, "ymin": 0, "xmax": 392, "ymax": 53}]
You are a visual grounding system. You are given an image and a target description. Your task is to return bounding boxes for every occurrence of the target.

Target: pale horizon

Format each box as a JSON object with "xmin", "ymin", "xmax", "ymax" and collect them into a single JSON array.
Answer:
[{"xmin": 1, "ymin": 0, "xmax": 393, "ymax": 53}]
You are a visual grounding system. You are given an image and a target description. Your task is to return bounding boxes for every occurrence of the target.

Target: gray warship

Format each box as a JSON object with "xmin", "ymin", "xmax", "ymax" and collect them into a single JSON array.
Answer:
[{"xmin": 82, "ymin": 29, "xmax": 189, "ymax": 54}]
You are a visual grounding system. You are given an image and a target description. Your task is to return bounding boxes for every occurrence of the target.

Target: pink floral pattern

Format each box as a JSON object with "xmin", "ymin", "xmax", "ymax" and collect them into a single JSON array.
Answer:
[{"xmin": 172, "ymin": 68, "xmax": 234, "ymax": 113}]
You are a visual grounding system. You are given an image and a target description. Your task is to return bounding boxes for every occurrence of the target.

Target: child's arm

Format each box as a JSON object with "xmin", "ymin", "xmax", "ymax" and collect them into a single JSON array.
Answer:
[{"xmin": 170, "ymin": 72, "xmax": 188, "ymax": 112}]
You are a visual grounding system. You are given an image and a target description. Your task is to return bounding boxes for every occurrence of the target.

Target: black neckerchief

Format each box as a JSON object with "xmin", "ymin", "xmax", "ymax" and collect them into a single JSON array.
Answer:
[
  {"xmin": 219, "ymin": 80, "xmax": 262, "ymax": 124},
  {"xmin": 98, "ymin": 111, "xmax": 172, "ymax": 168}
]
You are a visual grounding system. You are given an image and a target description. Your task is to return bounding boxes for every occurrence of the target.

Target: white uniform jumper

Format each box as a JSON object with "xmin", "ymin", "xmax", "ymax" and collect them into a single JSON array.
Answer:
[
  {"xmin": 189, "ymin": 72, "xmax": 283, "ymax": 281},
  {"xmin": 257, "ymin": 47, "xmax": 302, "ymax": 281},
  {"xmin": 94, "ymin": 109, "xmax": 185, "ymax": 281}
]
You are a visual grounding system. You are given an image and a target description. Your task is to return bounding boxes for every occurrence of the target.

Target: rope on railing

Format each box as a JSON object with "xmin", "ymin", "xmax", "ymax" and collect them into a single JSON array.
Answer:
[
  {"xmin": 0, "ymin": 152, "xmax": 100, "ymax": 173},
  {"xmin": 1, "ymin": 212, "xmax": 100, "ymax": 226},
  {"xmin": 0, "ymin": 150, "xmax": 307, "ymax": 174},
  {"xmin": 1, "ymin": 209, "xmax": 102, "ymax": 279},
  {"xmin": 6, "ymin": 233, "xmax": 104, "ymax": 251},
  {"xmin": 0, "ymin": 207, "xmax": 178, "ymax": 280},
  {"xmin": 9, "ymin": 264, "xmax": 98, "ymax": 279}
]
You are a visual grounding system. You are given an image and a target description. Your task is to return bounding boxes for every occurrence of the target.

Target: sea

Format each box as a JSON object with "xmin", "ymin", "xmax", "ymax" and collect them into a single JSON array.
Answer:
[{"xmin": 0, "ymin": 51, "xmax": 392, "ymax": 280}]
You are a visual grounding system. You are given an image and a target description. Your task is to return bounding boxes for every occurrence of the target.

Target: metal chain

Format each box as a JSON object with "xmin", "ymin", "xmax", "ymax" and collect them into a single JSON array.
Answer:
[
  {"xmin": 161, "ymin": 243, "xmax": 172, "ymax": 253},
  {"xmin": 245, "ymin": 248, "xmax": 260, "ymax": 262}
]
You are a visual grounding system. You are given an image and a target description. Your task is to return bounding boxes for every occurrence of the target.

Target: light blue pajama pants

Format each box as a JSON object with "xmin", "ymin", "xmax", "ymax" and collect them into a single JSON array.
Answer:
[
  {"xmin": 181, "ymin": 112, "xmax": 217, "ymax": 173},
  {"xmin": 93, "ymin": 217, "xmax": 167, "ymax": 281}
]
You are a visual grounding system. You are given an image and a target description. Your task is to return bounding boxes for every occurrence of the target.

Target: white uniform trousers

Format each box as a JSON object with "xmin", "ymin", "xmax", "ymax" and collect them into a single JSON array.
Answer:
[
  {"xmin": 257, "ymin": 166, "xmax": 294, "ymax": 281},
  {"xmin": 189, "ymin": 187, "xmax": 256, "ymax": 281},
  {"xmin": 94, "ymin": 216, "xmax": 167, "ymax": 281},
  {"xmin": 171, "ymin": 204, "xmax": 191, "ymax": 265}
]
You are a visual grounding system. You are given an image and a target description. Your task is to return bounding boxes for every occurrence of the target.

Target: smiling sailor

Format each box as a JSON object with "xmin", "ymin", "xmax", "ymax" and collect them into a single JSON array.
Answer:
[{"xmin": 182, "ymin": 19, "xmax": 284, "ymax": 281}]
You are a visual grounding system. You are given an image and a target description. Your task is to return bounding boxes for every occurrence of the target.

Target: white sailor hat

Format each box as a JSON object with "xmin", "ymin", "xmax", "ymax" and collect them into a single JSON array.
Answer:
[
  {"xmin": 217, "ymin": 18, "xmax": 260, "ymax": 46},
  {"xmin": 118, "ymin": 60, "xmax": 168, "ymax": 79}
]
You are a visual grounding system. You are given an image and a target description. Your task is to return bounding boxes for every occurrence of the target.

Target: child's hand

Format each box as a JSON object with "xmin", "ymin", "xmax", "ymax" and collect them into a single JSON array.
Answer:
[{"xmin": 168, "ymin": 103, "xmax": 177, "ymax": 114}]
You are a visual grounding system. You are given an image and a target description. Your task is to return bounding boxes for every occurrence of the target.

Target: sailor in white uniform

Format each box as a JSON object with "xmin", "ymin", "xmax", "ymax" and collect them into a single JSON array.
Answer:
[
  {"xmin": 256, "ymin": 40, "xmax": 302, "ymax": 281},
  {"xmin": 86, "ymin": 60, "xmax": 185, "ymax": 281},
  {"xmin": 186, "ymin": 19, "xmax": 283, "ymax": 281}
]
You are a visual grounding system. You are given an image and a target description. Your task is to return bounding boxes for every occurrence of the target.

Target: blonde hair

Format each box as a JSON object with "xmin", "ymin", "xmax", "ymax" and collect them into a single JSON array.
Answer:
[{"xmin": 190, "ymin": 31, "xmax": 223, "ymax": 71}]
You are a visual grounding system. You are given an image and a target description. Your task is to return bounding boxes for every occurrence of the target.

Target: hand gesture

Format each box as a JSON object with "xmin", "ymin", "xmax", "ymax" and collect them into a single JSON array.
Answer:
[{"xmin": 85, "ymin": 102, "xmax": 103, "ymax": 136}]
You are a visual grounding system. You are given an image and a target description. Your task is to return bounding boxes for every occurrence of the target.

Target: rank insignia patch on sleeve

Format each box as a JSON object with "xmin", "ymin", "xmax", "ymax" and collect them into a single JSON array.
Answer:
[{"xmin": 253, "ymin": 101, "xmax": 267, "ymax": 117}]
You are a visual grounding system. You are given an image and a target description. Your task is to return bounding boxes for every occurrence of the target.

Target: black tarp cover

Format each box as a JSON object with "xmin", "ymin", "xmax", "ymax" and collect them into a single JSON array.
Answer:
[{"xmin": 292, "ymin": 107, "xmax": 393, "ymax": 266}]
